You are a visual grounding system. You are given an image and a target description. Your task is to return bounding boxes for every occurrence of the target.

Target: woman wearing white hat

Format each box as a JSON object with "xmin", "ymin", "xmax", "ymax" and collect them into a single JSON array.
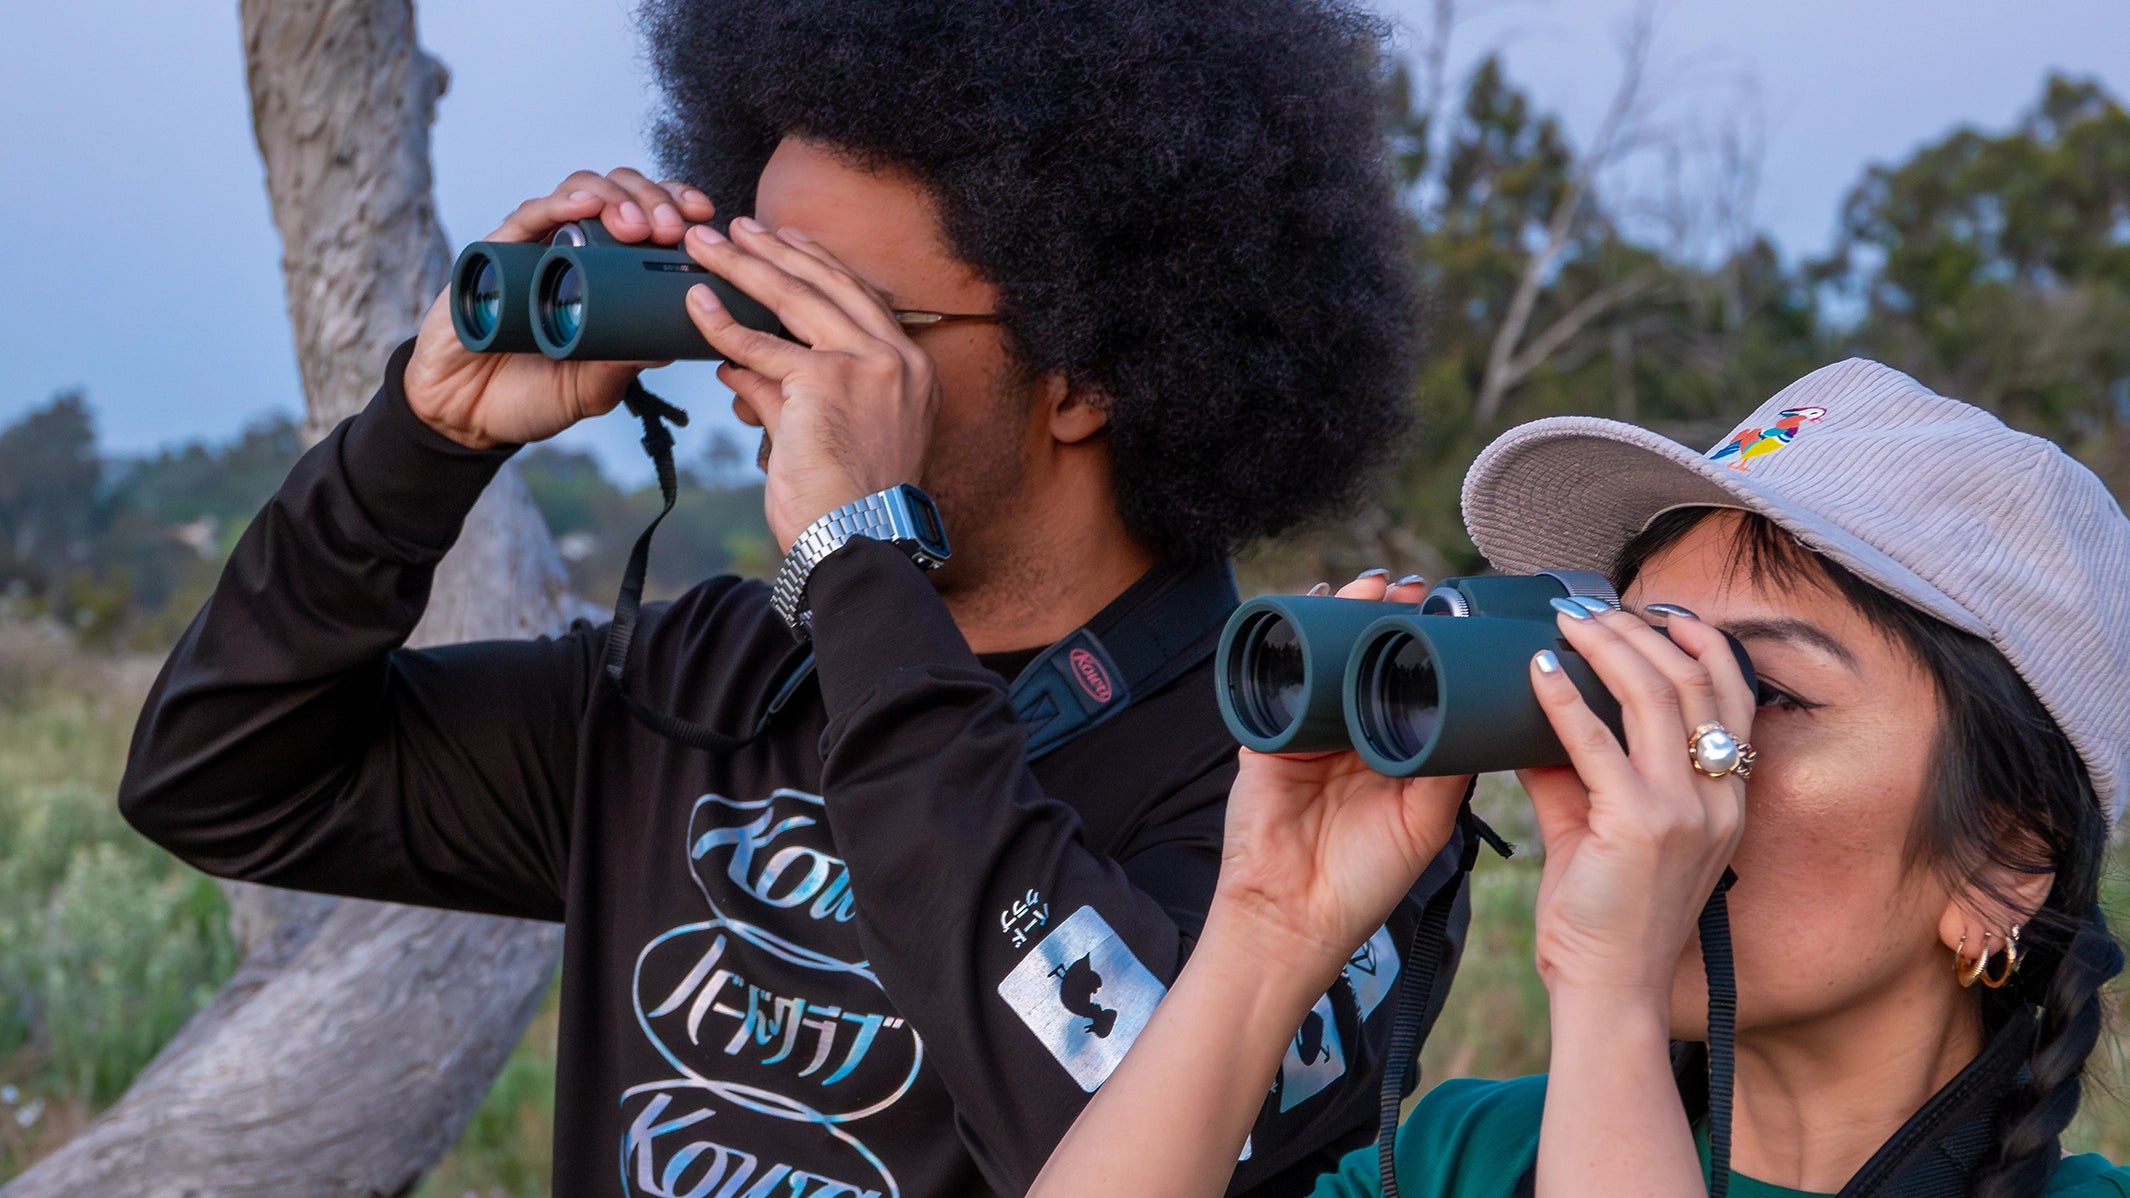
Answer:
[{"xmin": 1026, "ymin": 361, "xmax": 2129, "ymax": 1197}]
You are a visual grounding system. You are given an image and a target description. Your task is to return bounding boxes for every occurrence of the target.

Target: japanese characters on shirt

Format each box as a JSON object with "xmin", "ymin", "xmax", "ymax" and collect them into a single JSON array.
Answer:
[{"xmin": 625, "ymin": 790, "xmax": 915, "ymax": 1198}]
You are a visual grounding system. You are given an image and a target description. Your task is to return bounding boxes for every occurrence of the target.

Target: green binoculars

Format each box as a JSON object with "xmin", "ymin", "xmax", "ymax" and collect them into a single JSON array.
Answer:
[
  {"xmin": 449, "ymin": 221, "xmax": 785, "ymax": 360},
  {"xmin": 1215, "ymin": 571, "xmax": 1756, "ymax": 777}
]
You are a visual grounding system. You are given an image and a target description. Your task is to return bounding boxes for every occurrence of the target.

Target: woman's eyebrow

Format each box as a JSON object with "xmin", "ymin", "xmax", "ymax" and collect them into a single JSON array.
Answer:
[{"xmin": 1722, "ymin": 617, "xmax": 1861, "ymax": 671}]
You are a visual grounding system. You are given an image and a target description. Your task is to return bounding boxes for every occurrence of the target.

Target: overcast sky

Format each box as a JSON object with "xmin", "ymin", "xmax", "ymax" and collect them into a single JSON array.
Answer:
[{"xmin": 3, "ymin": 0, "xmax": 2126, "ymax": 482}]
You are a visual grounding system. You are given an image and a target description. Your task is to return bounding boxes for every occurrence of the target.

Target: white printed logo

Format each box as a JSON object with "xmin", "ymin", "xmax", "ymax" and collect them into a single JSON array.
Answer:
[
  {"xmin": 1272, "ymin": 924, "xmax": 1400, "ymax": 1115},
  {"xmin": 998, "ymin": 888, "xmax": 1051, "ymax": 948},
  {"xmin": 1277, "ymin": 992, "xmax": 1346, "ymax": 1112},
  {"xmin": 622, "ymin": 790, "xmax": 910, "ymax": 1198},
  {"xmin": 1345, "ymin": 924, "xmax": 1402, "ymax": 1019},
  {"xmin": 996, "ymin": 906, "xmax": 1167, "ymax": 1091}
]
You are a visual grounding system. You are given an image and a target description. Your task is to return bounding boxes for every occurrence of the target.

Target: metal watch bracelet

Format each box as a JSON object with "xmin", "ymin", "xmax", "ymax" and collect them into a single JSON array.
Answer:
[{"xmin": 770, "ymin": 486, "xmax": 950, "ymax": 638}]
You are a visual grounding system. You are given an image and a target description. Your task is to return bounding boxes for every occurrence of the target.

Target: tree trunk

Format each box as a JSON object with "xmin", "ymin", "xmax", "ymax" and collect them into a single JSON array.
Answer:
[{"xmin": 4, "ymin": 1, "xmax": 569, "ymax": 1193}]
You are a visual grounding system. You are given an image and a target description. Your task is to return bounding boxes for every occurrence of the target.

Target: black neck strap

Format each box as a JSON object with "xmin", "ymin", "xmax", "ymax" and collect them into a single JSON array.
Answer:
[
  {"xmin": 1381, "ymin": 798, "xmax": 1515, "ymax": 1198},
  {"xmin": 1701, "ymin": 868, "xmax": 1741, "ymax": 1198},
  {"xmin": 597, "ymin": 383, "xmax": 808, "ymax": 754},
  {"xmin": 602, "ymin": 381, "xmax": 690, "ymax": 693},
  {"xmin": 597, "ymin": 387, "xmax": 1239, "ymax": 761},
  {"xmin": 1506, "ymin": 870, "xmax": 1740, "ymax": 1198}
]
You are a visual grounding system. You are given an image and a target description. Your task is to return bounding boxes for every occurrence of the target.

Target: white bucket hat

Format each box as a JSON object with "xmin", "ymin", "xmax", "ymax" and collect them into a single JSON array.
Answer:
[{"xmin": 1461, "ymin": 358, "xmax": 2130, "ymax": 821}]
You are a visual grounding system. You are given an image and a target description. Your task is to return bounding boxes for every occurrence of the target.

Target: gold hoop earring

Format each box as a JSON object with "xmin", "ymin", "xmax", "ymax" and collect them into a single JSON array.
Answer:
[
  {"xmin": 1955, "ymin": 932, "xmax": 1989, "ymax": 988},
  {"xmin": 1981, "ymin": 924, "xmax": 2022, "ymax": 989}
]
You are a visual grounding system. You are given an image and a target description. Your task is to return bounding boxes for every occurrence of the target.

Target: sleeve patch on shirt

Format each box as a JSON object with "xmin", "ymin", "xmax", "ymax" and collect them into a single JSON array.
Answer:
[
  {"xmin": 1277, "ymin": 992, "xmax": 1347, "ymax": 1112},
  {"xmin": 1345, "ymin": 923, "xmax": 1402, "ymax": 1020},
  {"xmin": 996, "ymin": 905, "xmax": 1167, "ymax": 1092}
]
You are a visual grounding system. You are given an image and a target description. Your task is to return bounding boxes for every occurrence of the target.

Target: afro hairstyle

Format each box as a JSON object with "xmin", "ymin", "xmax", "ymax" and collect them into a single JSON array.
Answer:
[{"xmin": 642, "ymin": 0, "xmax": 1418, "ymax": 561}]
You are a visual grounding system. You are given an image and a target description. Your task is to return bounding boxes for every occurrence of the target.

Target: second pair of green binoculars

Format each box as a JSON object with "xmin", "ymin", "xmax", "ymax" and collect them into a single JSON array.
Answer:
[
  {"xmin": 449, "ymin": 221, "xmax": 784, "ymax": 360},
  {"xmin": 1214, "ymin": 571, "xmax": 1756, "ymax": 777}
]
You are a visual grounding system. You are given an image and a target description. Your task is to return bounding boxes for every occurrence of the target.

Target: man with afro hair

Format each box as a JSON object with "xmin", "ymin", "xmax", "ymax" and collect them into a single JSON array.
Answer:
[{"xmin": 120, "ymin": 0, "xmax": 1438, "ymax": 1194}]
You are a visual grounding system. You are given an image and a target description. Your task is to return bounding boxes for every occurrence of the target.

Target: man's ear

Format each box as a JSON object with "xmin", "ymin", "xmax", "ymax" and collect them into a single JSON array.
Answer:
[{"xmin": 1040, "ymin": 372, "xmax": 1109, "ymax": 445}]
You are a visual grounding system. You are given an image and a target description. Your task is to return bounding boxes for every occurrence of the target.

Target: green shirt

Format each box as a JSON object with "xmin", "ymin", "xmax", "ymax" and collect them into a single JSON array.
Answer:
[{"xmin": 1306, "ymin": 1075, "xmax": 2130, "ymax": 1198}]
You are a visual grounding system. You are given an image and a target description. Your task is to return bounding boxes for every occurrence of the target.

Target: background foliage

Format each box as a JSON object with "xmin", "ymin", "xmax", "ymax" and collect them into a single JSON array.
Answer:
[{"xmin": 1, "ymin": 57, "xmax": 2125, "ymax": 1196}]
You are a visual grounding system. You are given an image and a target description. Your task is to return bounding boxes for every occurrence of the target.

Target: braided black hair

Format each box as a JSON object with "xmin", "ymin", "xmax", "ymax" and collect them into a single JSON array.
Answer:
[
  {"xmin": 637, "ymin": 0, "xmax": 1418, "ymax": 562},
  {"xmin": 1617, "ymin": 508, "xmax": 2124, "ymax": 1196},
  {"xmin": 1944, "ymin": 628, "xmax": 2119, "ymax": 1197}
]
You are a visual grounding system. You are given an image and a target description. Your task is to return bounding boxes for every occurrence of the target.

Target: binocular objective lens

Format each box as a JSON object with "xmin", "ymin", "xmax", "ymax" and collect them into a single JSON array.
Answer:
[
  {"xmin": 462, "ymin": 258, "xmax": 502, "ymax": 338},
  {"xmin": 544, "ymin": 263, "xmax": 585, "ymax": 344},
  {"xmin": 1361, "ymin": 634, "xmax": 1440, "ymax": 762},
  {"xmin": 1233, "ymin": 613, "xmax": 1308, "ymax": 737}
]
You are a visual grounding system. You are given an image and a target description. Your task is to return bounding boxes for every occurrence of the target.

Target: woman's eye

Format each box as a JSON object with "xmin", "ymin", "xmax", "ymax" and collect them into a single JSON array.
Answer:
[{"xmin": 1755, "ymin": 680, "xmax": 1807, "ymax": 710}]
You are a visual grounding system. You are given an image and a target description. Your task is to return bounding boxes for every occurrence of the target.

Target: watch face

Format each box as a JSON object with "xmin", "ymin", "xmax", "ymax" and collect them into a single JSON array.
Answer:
[{"xmin": 899, "ymin": 485, "xmax": 951, "ymax": 558}]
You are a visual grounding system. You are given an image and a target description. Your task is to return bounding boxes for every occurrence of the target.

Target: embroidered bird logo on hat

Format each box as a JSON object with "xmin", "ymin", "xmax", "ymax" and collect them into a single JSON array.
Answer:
[{"xmin": 1708, "ymin": 405, "xmax": 1828, "ymax": 472}]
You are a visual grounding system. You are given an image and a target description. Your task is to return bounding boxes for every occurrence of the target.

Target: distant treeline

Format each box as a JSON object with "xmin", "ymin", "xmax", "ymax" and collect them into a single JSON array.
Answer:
[
  {"xmin": 6, "ymin": 65, "xmax": 2126, "ymax": 641},
  {"xmin": 0, "ymin": 395, "xmax": 769, "ymax": 646}
]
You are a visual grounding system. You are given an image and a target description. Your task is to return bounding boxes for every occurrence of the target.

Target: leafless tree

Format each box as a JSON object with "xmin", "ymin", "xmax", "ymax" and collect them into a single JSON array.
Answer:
[
  {"xmin": 1471, "ymin": 4, "xmax": 1666, "ymax": 423},
  {"xmin": 4, "ymin": 1, "xmax": 568, "ymax": 1193}
]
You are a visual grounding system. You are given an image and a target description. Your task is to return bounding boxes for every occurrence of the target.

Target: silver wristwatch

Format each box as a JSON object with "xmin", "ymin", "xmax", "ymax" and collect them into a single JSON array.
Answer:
[{"xmin": 770, "ymin": 484, "xmax": 952, "ymax": 638}]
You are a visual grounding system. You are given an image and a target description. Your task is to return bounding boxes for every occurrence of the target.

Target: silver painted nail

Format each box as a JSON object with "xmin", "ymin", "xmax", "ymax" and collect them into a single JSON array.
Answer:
[
  {"xmin": 1306, "ymin": 582, "xmax": 1332, "ymax": 597},
  {"xmin": 1394, "ymin": 574, "xmax": 1427, "ymax": 588},
  {"xmin": 1645, "ymin": 602, "xmax": 1700, "ymax": 620},
  {"xmin": 1549, "ymin": 597, "xmax": 1593, "ymax": 621},
  {"xmin": 1571, "ymin": 595, "xmax": 1614, "ymax": 614},
  {"xmin": 1534, "ymin": 650, "xmax": 1561, "ymax": 674},
  {"xmin": 1356, "ymin": 568, "xmax": 1391, "ymax": 581}
]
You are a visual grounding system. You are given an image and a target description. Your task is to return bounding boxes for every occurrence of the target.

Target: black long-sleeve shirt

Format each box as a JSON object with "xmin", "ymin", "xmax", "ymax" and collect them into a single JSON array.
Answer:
[{"xmin": 120, "ymin": 344, "xmax": 1429, "ymax": 1197}]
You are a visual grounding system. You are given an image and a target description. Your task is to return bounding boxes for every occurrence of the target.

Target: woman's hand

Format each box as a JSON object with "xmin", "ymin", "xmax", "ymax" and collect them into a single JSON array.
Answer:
[
  {"xmin": 1520, "ymin": 604, "xmax": 1755, "ymax": 1004},
  {"xmin": 1028, "ymin": 569, "xmax": 1469, "ymax": 1198},
  {"xmin": 403, "ymin": 168, "xmax": 712, "ymax": 449},
  {"xmin": 1214, "ymin": 570, "xmax": 1473, "ymax": 983},
  {"xmin": 1523, "ymin": 603, "xmax": 1756, "ymax": 1198}
]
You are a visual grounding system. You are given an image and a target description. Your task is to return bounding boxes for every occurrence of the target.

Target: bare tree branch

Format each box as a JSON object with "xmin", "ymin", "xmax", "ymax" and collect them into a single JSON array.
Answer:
[
  {"xmin": 1417, "ymin": 0, "xmax": 1456, "ymax": 143},
  {"xmin": 1503, "ymin": 268, "xmax": 1661, "ymax": 387},
  {"xmin": 1473, "ymin": 3, "xmax": 1662, "ymax": 423},
  {"xmin": 1712, "ymin": 87, "xmax": 1768, "ymax": 331}
]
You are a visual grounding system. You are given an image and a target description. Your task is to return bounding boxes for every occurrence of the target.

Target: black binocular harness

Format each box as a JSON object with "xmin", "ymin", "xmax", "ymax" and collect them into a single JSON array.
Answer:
[{"xmin": 600, "ymin": 381, "xmax": 2050, "ymax": 1198}]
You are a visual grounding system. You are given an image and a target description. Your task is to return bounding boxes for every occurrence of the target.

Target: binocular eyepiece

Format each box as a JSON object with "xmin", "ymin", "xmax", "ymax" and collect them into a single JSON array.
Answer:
[
  {"xmin": 1215, "ymin": 572, "xmax": 1756, "ymax": 776},
  {"xmin": 450, "ymin": 221, "xmax": 784, "ymax": 360}
]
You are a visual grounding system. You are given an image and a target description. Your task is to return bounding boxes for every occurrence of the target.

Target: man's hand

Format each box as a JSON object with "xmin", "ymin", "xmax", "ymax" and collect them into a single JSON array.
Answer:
[
  {"xmin": 681, "ymin": 219, "xmax": 940, "ymax": 551},
  {"xmin": 402, "ymin": 168, "xmax": 716, "ymax": 450},
  {"xmin": 1211, "ymin": 571, "xmax": 1472, "ymax": 982}
]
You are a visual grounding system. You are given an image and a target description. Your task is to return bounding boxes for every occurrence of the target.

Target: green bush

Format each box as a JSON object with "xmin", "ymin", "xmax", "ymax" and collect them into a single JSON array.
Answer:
[
  {"xmin": 0, "ymin": 636, "xmax": 235, "ymax": 1176},
  {"xmin": 38, "ymin": 843, "xmax": 235, "ymax": 1103}
]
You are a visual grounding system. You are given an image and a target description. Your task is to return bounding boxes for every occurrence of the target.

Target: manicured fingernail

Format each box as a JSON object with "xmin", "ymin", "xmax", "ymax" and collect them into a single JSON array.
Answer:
[
  {"xmin": 779, "ymin": 226, "xmax": 814, "ymax": 242},
  {"xmin": 618, "ymin": 200, "xmax": 647, "ymax": 225},
  {"xmin": 654, "ymin": 202, "xmax": 681, "ymax": 227},
  {"xmin": 1645, "ymin": 603, "xmax": 1700, "ymax": 620},
  {"xmin": 568, "ymin": 190, "xmax": 599, "ymax": 202},
  {"xmin": 1356, "ymin": 568, "xmax": 1390, "ymax": 581},
  {"xmin": 1570, "ymin": 596, "xmax": 1613, "ymax": 614},
  {"xmin": 688, "ymin": 224, "xmax": 726, "ymax": 245},
  {"xmin": 1306, "ymin": 582, "xmax": 1333, "ymax": 597},
  {"xmin": 1534, "ymin": 650, "xmax": 1561, "ymax": 674},
  {"xmin": 735, "ymin": 216, "xmax": 767, "ymax": 234},
  {"xmin": 1394, "ymin": 574, "xmax": 1427, "ymax": 589},
  {"xmin": 1549, "ymin": 597, "xmax": 1593, "ymax": 621},
  {"xmin": 687, "ymin": 284, "xmax": 723, "ymax": 311}
]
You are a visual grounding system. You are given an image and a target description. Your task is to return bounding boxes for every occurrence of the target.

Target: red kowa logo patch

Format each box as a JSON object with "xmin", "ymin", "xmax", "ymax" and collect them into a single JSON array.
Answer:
[{"xmin": 1069, "ymin": 648, "xmax": 1114, "ymax": 703}]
